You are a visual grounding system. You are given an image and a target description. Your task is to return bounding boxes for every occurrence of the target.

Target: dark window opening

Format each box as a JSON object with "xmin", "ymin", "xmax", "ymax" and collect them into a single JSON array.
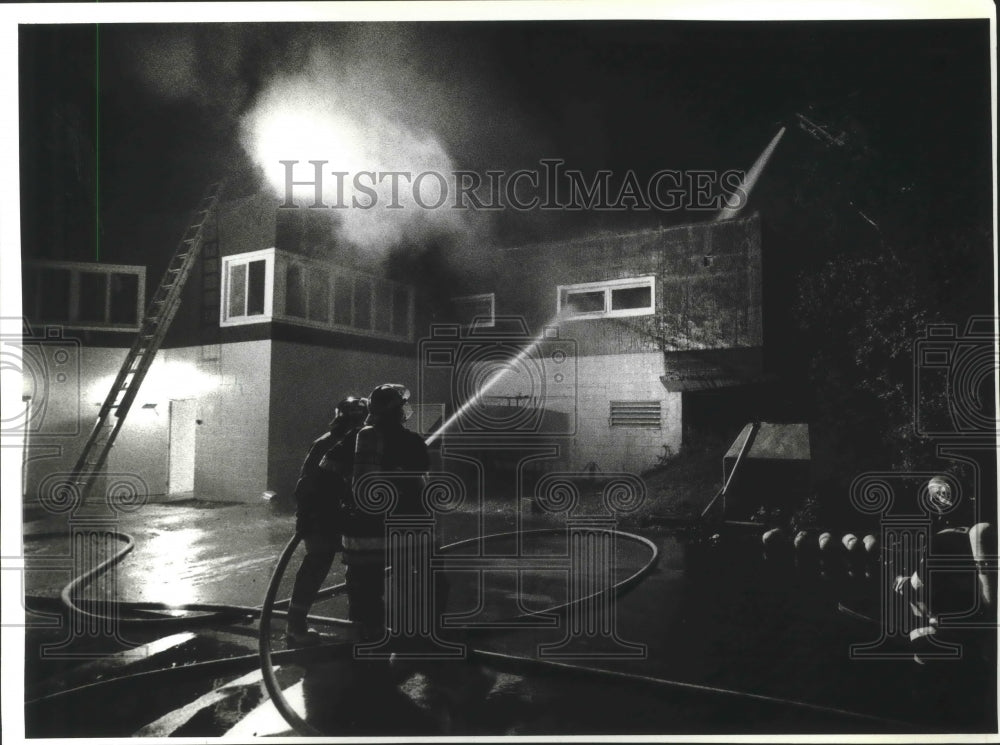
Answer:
[
  {"xmin": 247, "ymin": 260, "xmax": 266, "ymax": 315},
  {"xmin": 565, "ymin": 290, "xmax": 605, "ymax": 313},
  {"xmin": 392, "ymin": 286, "xmax": 410, "ymax": 336},
  {"xmin": 454, "ymin": 295, "xmax": 494, "ymax": 326},
  {"xmin": 374, "ymin": 281, "xmax": 392, "ymax": 333},
  {"xmin": 354, "ymin": 277, "xmax": 372, "ymax": 329},
  {"xmin": 109, "ymin": 273, "xmax": 139, "ymax": 325},
  {"xmin": 334, "ymin": 275, "xmax": 352, "ymax": 325},
  {"xmin": 611, "ymin": 286, "xmax": 652, "ymax": 311},
  {"xmin": 309, "ymin": 270, "xmax": 330, "ymax": 323},
  {"xmin": 78, "ymin": 272, "xmax": 107, "ymax": 323}
]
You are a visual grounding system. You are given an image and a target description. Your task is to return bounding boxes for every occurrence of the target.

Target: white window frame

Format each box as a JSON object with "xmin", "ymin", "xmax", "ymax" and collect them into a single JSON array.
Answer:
[
  {"xmin": 220, "ymin": 248, "xmax": 275, "ymax": 326},
  {"xmin": 272, "ymin": 250, "xmax": 415, "ymax": 342},
  {"xmin": 557, "ymin": 276, "xmax": 655, "ymax": 320},
  {"xmin": 452, "ymin": 293, "xmax": 496, "ymax": 329},
  {"xmin": 23, "ymin": 260, "xmax": 146, "ymax": 332}
]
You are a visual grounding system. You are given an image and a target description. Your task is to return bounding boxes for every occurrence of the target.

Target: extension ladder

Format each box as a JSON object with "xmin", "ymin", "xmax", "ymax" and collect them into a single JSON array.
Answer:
[{"xmin": 69, "ymin": 181, "xmax": 225, "ymax": 504}]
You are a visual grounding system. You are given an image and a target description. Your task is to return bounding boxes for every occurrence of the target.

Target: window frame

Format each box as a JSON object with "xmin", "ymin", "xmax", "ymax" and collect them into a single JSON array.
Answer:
[
  {"xmin": 220, "ymin": 248, "xmax": 275, "ymax": 326},
  {"xmin": 272, "ymin": 250, "xmax": 415, "ymax": 342},
  {"xmin": 23, "ymin": 260, "xmax": 146, "ymax": 332},
  {"xmin": 452, "ymin": 292, "xmax": 496, "ymax": 329},
  {"xmin": 557, "ymin": 275, "xmax": 656, "ymax": 320}
]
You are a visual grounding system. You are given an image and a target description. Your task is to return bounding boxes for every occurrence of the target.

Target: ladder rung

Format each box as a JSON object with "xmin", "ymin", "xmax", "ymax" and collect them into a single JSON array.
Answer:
[{"xmin": 70, "ymin": 180, "xmax": 224, "ymax": 506}]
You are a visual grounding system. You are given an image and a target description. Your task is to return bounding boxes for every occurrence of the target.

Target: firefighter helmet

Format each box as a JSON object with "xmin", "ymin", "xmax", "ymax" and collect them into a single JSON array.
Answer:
[
  {"xmin": 336, "ymin": 396, "xmax": 369, "ymax": 419},
  {"xmin": 329, "ymin": 395, "xmax": 368, "ymax": 431},
  {"xmin": 367, "ymin": 384, "xmax": 412, "ymax": 423},
  {"xmin": 926, "ymin": 475, "xmax": 955, "ymax": 514}
]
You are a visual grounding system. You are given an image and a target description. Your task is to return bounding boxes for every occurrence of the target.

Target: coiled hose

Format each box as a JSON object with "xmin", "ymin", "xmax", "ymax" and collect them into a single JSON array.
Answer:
[{"xmin": 23, "ymin": 527, "xmax": 912, "ymax": 735}]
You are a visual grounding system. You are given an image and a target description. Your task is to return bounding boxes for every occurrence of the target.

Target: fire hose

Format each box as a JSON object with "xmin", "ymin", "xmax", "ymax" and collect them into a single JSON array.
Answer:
[{"xmin": 22, "ymin": 525, "xmax": 915, "ymax": 735}]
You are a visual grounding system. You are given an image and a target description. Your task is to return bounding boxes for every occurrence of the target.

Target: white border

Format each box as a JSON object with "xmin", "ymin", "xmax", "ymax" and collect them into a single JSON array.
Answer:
[{"xmin": 1, "ymin": 4, "xmax": 996, "ymax": 745}]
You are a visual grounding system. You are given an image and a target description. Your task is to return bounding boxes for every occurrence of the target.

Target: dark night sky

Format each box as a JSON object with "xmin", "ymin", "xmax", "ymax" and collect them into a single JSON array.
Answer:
[
  {"xmin": 19, "ymin": 19, "xmax": 993, "ymax": 247},
  {"xmin": 17, "ymin": 17, "xmax": 996, "ymax": 373}
]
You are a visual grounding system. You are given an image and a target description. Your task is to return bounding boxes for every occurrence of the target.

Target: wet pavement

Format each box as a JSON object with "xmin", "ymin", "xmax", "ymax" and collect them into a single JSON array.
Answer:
[{"xmin": 21, "ymin": 499, "xmax": 998, "ymax": 737}]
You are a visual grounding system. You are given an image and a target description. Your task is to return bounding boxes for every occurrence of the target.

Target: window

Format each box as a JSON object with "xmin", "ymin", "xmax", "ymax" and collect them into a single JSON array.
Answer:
[
  {"xmin": 22, "ymin": 261, "xmax": 145, "ymax": 331},
  {"xmin": 353, "ymin": 276, "xmax": 373, "ymax": 330},
  {"xmin": 308, "ymin": 270, "xmax": 330, "ymax": 324},
  {"xmin": 109, "ymin": 273, "xmax": 140, "ymax": 325},
  {"xmin": 333, "ymin": 274, "xmax": 353, "ymax": 325},
  {"xmin": 609, "ymin": 401, "xmax": 662, "ymax": 428},
  {"xmin": 273, "ymin": 251, "xmax": 415, "ymax": 341},
  {"xmin": 392, "ymin": 285, "xmax": 411, "ymax": 337},
  {"xmin": 247, "ymin": 261, "xmax": 267, "ymax": 315},
  {"xmin": 373, "ymin": 280, "xmax": 392, "ymax": 333},
  {"xmin": 221, "ymin": 250, "xmax": 274, "ymax": 325},
  {"xmin": 557, "ymin": 276, "xmax": 655, "ymax": 319},
  {"xmin": 452, "ymin": 293, "xmax": 495, "ymax": 328},
  {"xmin": 78, "ymin": 272, "xmax": 108, "ymax": 323}
]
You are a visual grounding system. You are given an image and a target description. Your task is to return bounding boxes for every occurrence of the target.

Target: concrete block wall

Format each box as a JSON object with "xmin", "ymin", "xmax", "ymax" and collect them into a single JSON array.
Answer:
[
  {"xmin": 562, "ymin": 352, "xmax": 680, "ymax": 474},
  {"xmin": 191, "ymin": 340, "xmax": 272, "ymax": 503},
  {"xmin": 266, "ymin": 340, "xmax": 441, "ymax": 504},
  {"xmin": 492, "ymin": 213, "xmax": 762, "ymax": 356},
  {"xmin": 467, "ymin": 348, "xmax": 680, "ymax": 474},
  {"xmin": 22, "ymin": 345, "xmax": 158, "ymax": 508},
  {"xmin": 22, "ymin": 345, "xmax": 211, "ymax": 508}
]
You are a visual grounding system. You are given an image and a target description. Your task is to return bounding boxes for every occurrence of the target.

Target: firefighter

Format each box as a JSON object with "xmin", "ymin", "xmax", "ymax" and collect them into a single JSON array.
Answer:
[
  {"xmin": 343, "ymin": 384, "xmax": 430, "ymax": 643},
  {"xmin": 892, "ymin": 475, "xmax": 995, "ymax": 663},
  {"xmin": 286, "ymin": 396, "xmax": 369, "ymax": 646}
]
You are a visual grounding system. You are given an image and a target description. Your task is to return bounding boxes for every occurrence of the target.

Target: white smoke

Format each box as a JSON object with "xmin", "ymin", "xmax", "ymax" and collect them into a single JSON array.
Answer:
[{"xmin": 239, "ymin": 45, "xmax": 485, "ymax": 252}]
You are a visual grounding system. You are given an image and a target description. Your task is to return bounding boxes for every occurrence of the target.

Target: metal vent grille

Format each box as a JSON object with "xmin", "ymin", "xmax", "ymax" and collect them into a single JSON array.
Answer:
[{"xmin": 609, "ymin": 401, "xmax": 661, "ymax": 428}]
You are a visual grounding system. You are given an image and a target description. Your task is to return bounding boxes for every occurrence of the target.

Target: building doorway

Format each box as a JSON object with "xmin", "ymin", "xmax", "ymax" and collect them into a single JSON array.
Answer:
[{"xmin": 168, "ymin": 398, "xmax": 197, "ymax": 497}]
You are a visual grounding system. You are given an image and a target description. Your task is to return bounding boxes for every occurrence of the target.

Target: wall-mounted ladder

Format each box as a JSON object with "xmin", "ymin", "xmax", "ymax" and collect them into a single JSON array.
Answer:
[{"xmin": 69, "ymin": 181, "xmax": 225, "ymax": 505}]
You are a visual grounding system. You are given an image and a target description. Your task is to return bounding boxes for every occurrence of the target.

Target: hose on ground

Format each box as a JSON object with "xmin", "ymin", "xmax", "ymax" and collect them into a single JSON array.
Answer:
[
  {"xmin": 23, "ymin": 530, "xmax": 353, "ymax": 631},
  {"xmin": 22, "ymin": 527, "xmax": 912, "ymax": 735},
  {"xmin": 255, "ymin": 531, "xmax": 911, "ymax": 735}
]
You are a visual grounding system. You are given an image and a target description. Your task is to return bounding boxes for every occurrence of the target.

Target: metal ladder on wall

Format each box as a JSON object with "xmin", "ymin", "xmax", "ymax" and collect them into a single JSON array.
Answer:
[{"xmin": 69, "ymin": 181, "xmax": 225, "ymax": 505}]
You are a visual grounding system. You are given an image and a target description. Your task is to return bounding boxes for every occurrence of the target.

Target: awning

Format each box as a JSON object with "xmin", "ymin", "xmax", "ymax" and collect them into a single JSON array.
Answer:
[
  {"xmin": 660, "ymin": 347, "xmax": 770, "ymax": 392},
  {"xmin": 724, "ymin": 421, "xmax": 811, "ymax": 462}
]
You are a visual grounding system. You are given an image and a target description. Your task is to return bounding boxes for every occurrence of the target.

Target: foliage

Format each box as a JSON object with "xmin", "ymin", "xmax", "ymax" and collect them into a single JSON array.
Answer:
[{"xmin": 793, "ymin": 221, "xmax": 993, "ymax": 526}]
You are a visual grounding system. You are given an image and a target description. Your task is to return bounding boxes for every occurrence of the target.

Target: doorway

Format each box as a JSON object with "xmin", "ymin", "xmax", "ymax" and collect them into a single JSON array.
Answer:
[{"xmin": 168, "ymin": 398, "xmax": 197, "ymax": 496}]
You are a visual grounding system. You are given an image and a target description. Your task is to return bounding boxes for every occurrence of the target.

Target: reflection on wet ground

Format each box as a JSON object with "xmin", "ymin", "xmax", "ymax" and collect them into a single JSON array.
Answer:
[{"xmin": 22, "ymin": 499, "xmax": 998, "ymax": 736}]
